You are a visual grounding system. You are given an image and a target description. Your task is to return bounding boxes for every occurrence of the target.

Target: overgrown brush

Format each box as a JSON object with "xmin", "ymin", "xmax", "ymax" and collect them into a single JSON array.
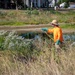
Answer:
[
  {"xmin": 0, "ymin": 31, "xmax": 45, "ymax": 61},
  {"xmin": 0, "ymin": 30, "xmax": 75, "ymax": 75}
]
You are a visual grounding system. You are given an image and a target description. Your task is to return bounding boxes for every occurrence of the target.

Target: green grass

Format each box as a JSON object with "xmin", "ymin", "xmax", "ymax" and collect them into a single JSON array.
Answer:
[
  {"xmin": 0, "ymin": 10, "xmax": 75, "ymax": 26},
  {"xmin": 60, "ymin": 23, "xmax": 75, "ymax": 29}
]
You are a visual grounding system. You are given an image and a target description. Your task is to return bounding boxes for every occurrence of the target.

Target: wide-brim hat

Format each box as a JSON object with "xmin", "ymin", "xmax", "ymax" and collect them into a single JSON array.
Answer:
[{"xmin": 51, "ymin": 20, "xmax": 59, "ymax": 26}]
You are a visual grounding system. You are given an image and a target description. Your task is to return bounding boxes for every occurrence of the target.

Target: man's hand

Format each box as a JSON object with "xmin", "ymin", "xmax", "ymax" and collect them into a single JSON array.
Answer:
[
  {"xmin": 41, "ymin": 28, "xmax": 48, "ymax": 32},
  {"xmin": 56, "ymin": 40, "xmax": 60, "ymax": 45}
]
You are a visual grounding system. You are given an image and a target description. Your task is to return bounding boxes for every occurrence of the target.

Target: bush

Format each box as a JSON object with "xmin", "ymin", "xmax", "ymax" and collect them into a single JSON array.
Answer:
[
  {"xmin": 0, "ymin": 31, "xmax": 45, "ymax": 61},
  {"xmin": 0, "ymin": 11, "xmax": 7, "ymax": 18},
  {"xmin": 32, "ymin": 10, "xmax": 39, "ymax": 15}
]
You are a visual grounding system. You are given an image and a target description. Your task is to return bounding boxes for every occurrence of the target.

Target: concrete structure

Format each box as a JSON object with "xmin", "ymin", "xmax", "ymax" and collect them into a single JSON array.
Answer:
[
  {"xmin": 68, "ymin": 2, "xmax": 75, "ymax": 8},
  {"xmin": 49, "ymin": 0, "xmax": 59, "ymax": 7},
  {"xmin": 25, "ymin": 0, "xmax": 49, "ymax": 8},
  {"xmin": 0, "ymin": 0, "xmax": 49, "ymax": 9}
]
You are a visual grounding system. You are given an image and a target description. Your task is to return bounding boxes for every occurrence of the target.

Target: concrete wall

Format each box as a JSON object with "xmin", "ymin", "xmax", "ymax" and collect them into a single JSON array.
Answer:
[{"xmin": 25, "ymin": 0, "xmax": 49, "ymax": 8}]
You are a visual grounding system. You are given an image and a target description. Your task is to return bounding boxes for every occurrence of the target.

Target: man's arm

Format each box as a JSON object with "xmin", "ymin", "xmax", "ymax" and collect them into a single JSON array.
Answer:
[
  {"xmin": 47, "ymin": 29, "xmax": 54, "ymax": 34},
  {"xmin": 41, "ymin": 28, "xmax": 48, "ymax": 32}
]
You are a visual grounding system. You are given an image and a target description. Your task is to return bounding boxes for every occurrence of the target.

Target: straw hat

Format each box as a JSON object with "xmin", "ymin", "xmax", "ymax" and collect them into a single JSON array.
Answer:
[{"xmin": 51, "ymin": 20, "xmax": 59, "ymax": 26}]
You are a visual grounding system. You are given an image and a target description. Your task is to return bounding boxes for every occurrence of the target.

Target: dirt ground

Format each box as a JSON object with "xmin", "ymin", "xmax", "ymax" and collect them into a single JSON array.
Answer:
[{"xmin": 0, "ymin": 25, "xmax": 75, "ymax": 34}]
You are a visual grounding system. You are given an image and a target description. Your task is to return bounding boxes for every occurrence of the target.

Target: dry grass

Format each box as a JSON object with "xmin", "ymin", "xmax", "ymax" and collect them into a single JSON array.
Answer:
[{"xmin": 0, "ymin": 46, "xmax": 75, "ymax": 75}]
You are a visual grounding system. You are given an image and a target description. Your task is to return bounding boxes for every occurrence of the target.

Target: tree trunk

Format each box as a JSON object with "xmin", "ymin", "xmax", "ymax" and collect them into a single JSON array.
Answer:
[
  {"xmin": 23, "ymin": 0, "xmax": 26, "ymax": 8},
  {"xmin": 4, "ymin": 0, "xmax": 7, "ymax": 9}
]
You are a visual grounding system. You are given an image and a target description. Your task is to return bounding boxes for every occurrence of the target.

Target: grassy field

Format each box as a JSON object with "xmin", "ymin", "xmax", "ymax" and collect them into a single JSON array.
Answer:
[
  {"xmin": 0, "ymin": 31, "xmax": 75, "ymax": 75},
  {"xmin": 0, "ymin": 45, "xmax": 75, "ymax": 75},
  {"xmin": 0, "ymin": 10, "xmax": 75, "ymax": 75},
  {"xmin": 0, "ymin": 10, "xmax": 75, "ymax": 26}
]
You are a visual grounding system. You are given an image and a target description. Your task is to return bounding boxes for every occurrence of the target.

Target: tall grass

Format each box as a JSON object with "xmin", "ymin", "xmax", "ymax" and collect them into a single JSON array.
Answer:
[
  {"xmin": 0, "ymin": 30, "xmax": 75, "ymax": 75},
  {"xmin": 0, "ymin": 46, "xmax": 75, "ymax": 75}
]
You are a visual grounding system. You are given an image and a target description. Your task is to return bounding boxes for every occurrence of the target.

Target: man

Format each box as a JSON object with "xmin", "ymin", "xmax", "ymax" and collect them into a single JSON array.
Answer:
[{"xmin": 42, "ymin": 20, "xmax": 64, "ymax": 51}]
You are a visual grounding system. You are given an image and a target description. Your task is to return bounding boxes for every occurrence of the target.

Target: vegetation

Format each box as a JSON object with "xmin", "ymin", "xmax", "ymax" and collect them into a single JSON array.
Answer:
[
  {"xmin": 0, "ymin": 30, "xmax": 75, "ymax": 75},
  {"xmin": 0, "ymin": 46, "xmax": 75, "ymax": 75},
  {"xmin": 0, "ymin": 8, "xmax": 75, "ymax": 75},
  {"xmin": 58, "ymin": 0, "xmax": 75, "ymax": 3},
  {"xmin": 0, "ymin": 10, "xmax": 75, "ymax": 27}
]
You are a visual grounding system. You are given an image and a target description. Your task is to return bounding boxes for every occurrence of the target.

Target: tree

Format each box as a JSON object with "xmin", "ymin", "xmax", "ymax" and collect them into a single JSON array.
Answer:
[
  {"xmin": 13, "ymin": 0, "xmax": 24, "ymax": 10},
  {"xmin": 69, "ymin": 0, "xmax": 75, "ymax": 2},
  {"xmin": 58, "ymin": 0, "xmax": 69, "ymax": 4}
]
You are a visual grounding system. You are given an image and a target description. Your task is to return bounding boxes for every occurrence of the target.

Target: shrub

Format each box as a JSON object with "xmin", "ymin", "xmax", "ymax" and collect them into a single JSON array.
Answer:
[{"xmin": 0, "ymin": 11, "xmax": 7, "ymax": 18}]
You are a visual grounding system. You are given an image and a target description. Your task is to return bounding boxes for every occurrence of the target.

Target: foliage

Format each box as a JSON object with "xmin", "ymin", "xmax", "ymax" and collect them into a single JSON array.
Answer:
[
  {"xmin": 58, "ymin": 0, "xmax": 69, "ymax": 8},
  {"xmin": 58, "ymin": 0, "xmax": 69, "ymax": 3},
  {"xmin": 0, "ymin": 31, "xmax": 45, "ymax": 61},
  {"xmin": 69, "ymin": 0, "xmax": 75, "ymax": 2}
]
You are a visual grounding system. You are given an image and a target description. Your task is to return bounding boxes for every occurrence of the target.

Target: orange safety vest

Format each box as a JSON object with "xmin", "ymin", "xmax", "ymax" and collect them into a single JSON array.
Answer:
[{"xmin": 47, "ymin": 27, "xmax": 64, "ymax": 43}]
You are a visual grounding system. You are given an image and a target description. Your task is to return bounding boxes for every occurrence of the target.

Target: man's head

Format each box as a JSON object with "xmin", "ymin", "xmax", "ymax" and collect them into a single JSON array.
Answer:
[{"xmin": 51, "ymin": 20, "xmax": 59, "ymax": 27}]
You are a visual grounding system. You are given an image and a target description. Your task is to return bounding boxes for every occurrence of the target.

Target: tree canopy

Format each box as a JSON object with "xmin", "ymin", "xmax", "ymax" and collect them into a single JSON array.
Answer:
[{"xmin": 59, "ymin": 0, "xmax": 75, "ymax": 3}]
